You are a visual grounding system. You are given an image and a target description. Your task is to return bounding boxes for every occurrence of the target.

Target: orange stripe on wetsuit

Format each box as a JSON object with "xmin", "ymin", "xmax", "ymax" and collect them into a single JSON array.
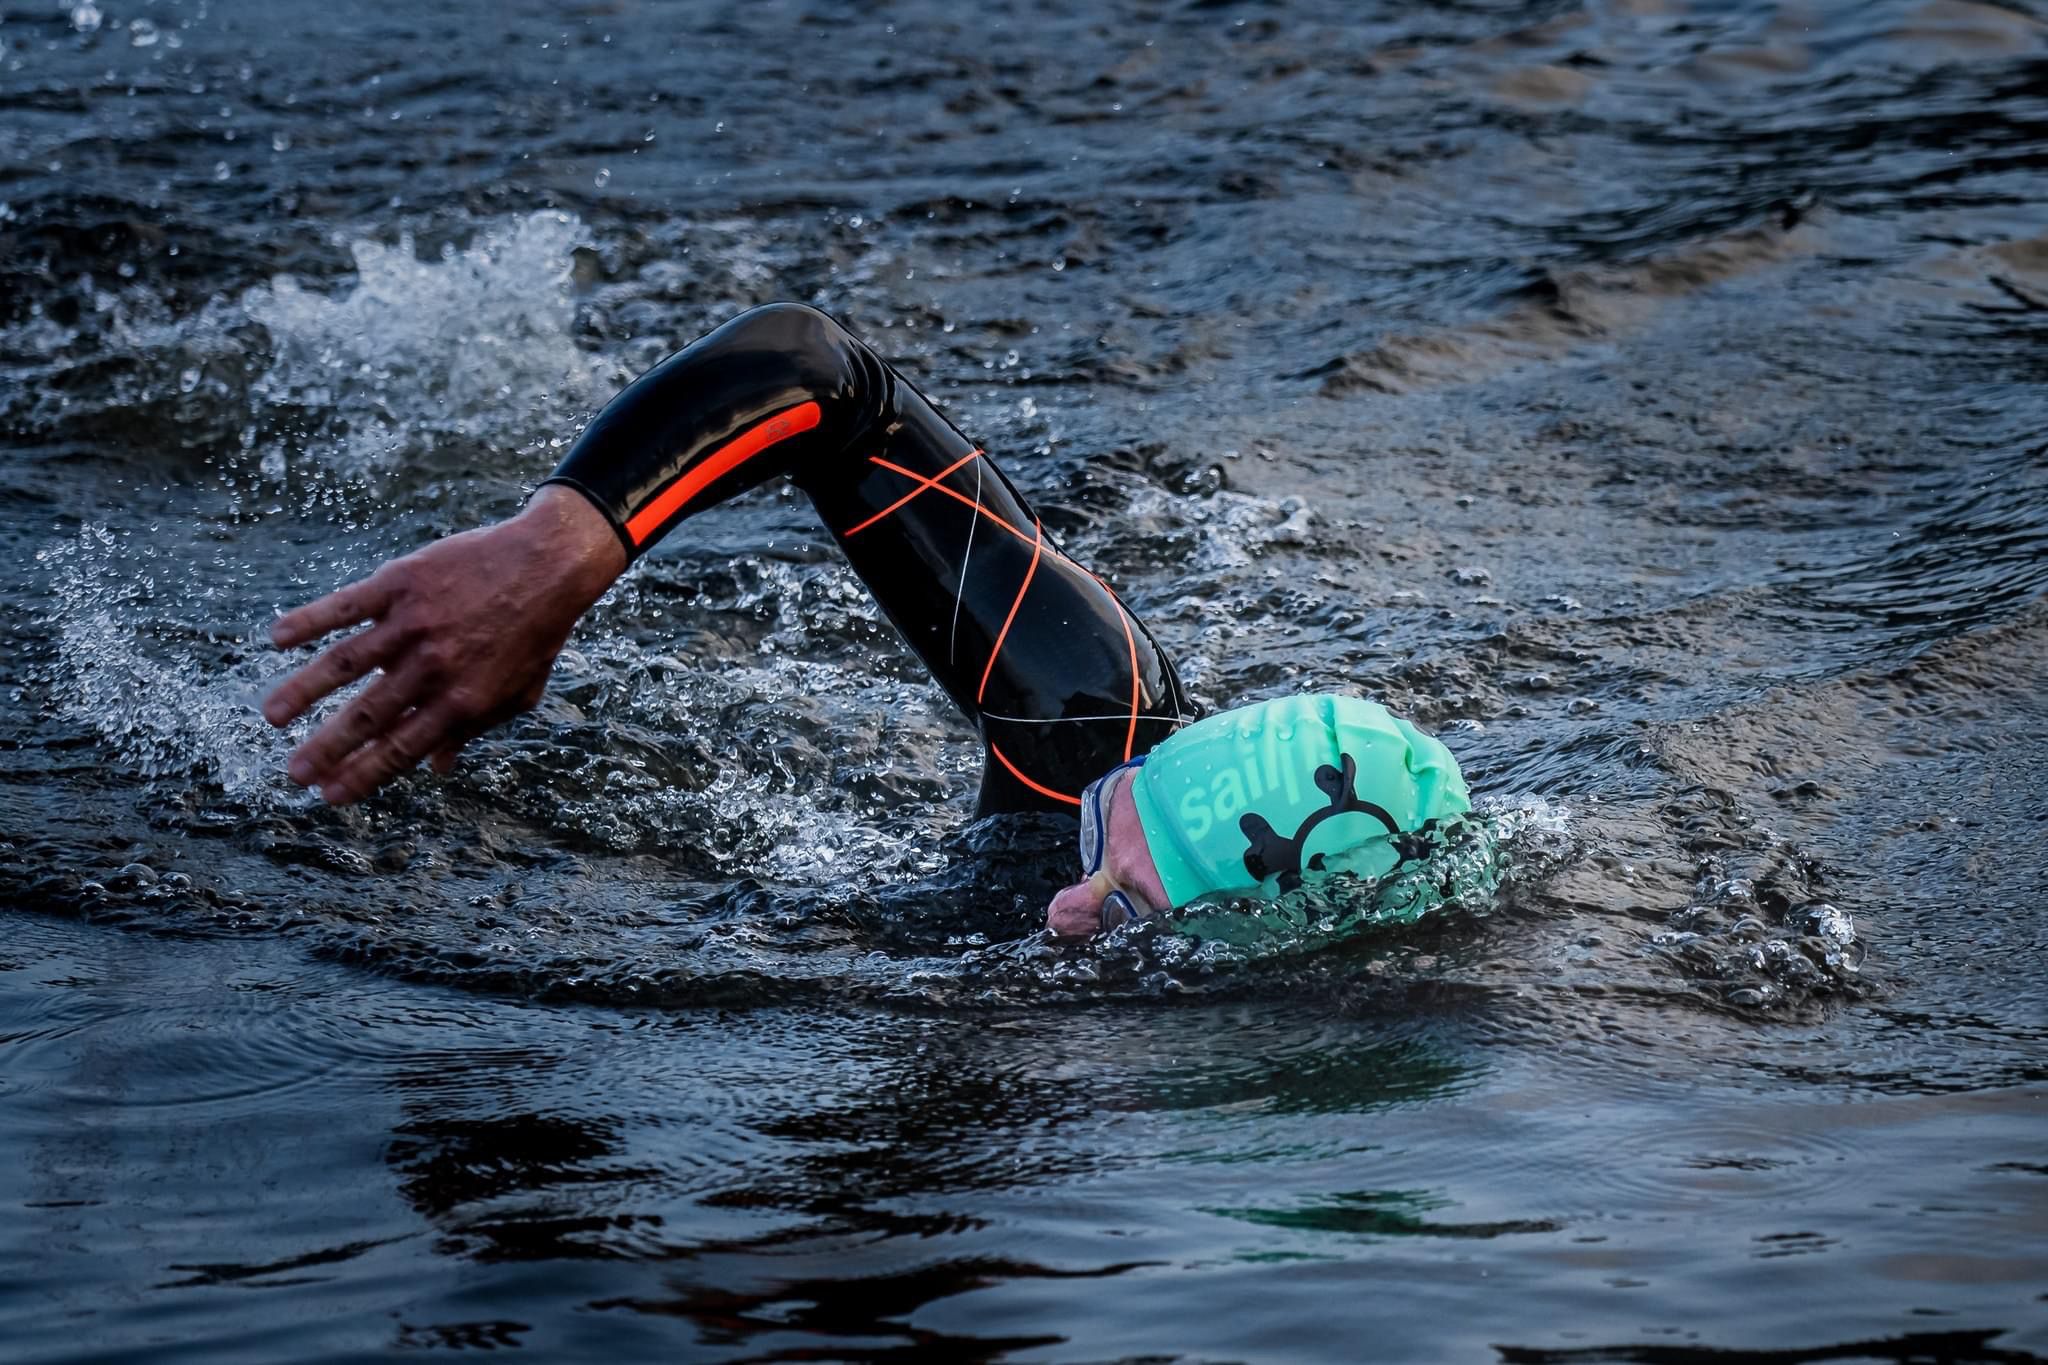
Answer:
[
  {"xmin": 851, "ymin": 458, "xmax": 1147, "ymax": 797},
  {"xmin": 989, "ymin": 742, "xmax": 1083, "ymax": 807},
  {"xmin": 852, "ymin": 456, "xmax": 1146, "ymax": 772},
  {"xmin": 856, "ymin": 454, "xmax": 1037, "ymax": 548},
  {"xmin": 625, "ymin": 400, "xmax": 823, "ymax": 545},
  {"xmin": 978, "ymin": 516, "xmax": 1045, "ymax": 705},
  {"xmin": 842, "ymin": 449, "xmax": 987, "ymax": 539}
]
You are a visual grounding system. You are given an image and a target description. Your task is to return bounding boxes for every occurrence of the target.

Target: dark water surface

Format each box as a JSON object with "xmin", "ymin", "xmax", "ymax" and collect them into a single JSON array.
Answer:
[{"xmin": 3, "ymin": 0, "xmax": 2046, "ymax": 1359}]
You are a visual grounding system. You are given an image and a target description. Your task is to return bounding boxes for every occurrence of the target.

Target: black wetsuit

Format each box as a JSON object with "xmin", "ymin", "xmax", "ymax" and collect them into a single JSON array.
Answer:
[{"xmin": 544, "ymin": 303, "xmax": 1192, "ymax": 815}]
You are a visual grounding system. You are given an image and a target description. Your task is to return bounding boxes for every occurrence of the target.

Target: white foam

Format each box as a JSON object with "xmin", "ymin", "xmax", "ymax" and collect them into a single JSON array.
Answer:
[
  {"xmin": 1117, "ymin": 482, "xmax": 1319, "ymax": 572},
  {"xmin": 39, "ymin": 525, "xmax": 292, "ymax": 799},
  {"xmin": 235, "ymin": 211, "xmax": 615, "ymax": 472}
]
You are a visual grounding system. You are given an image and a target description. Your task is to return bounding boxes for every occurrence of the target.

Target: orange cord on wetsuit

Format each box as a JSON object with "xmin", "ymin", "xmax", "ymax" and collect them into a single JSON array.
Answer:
[{"xmin": 543, "ymin": 302, "xmax": 1193, "ymax": 815}]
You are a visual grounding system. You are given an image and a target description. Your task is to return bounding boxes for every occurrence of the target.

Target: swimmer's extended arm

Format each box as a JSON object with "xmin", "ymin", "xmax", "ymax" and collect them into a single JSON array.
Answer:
[
  {"xmin": 261, "ymin": 304, "xmax": 904, "ymax": 807},
  {"xmin": 267, "ymin": 302, "xmax": 1187, "ymax": 811},
  {"xmin": 260, "ymin": 303, "xmax": 866, "ymax": 806}
]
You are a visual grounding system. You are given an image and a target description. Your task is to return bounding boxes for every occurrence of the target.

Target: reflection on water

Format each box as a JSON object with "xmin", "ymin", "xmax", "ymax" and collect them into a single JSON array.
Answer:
[
  {"xmin": 3, "ymin": 924, "xmax": 2042, "ymax": 1361},
  {"xmin": 2, "ymin": 0, "xmax": 2046, "ymax": 1358}
]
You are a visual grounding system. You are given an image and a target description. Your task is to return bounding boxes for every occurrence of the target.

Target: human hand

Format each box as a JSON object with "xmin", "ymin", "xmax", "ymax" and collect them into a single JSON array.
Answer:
[{"xmin": 261, "ymin": 485, "xmax": 628, "ymax": 804}]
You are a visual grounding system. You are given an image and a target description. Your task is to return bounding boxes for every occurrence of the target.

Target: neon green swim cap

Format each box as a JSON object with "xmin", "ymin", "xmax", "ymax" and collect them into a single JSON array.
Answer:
[{"xmin": 1128, "ymin": 694, "xmax": 1470, "ymax": 908}]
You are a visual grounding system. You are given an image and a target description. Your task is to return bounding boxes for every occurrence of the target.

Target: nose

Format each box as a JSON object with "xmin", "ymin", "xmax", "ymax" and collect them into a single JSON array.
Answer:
[{"xmin": 1046, "ymin": 877, "xmax": 1105, "ymax": 938}]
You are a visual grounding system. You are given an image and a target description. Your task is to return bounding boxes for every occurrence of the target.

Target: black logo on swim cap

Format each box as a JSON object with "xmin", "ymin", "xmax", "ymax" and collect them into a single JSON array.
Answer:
[{"xmin": 1238, "ymin": 751, "xmax": 1434, "ymax": 891}]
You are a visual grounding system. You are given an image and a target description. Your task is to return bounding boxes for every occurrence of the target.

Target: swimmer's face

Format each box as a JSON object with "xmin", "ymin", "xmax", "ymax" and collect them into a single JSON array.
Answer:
[{"xmin": 1046, "ymin": 765, "xmax": 1171, "ymax": 938}]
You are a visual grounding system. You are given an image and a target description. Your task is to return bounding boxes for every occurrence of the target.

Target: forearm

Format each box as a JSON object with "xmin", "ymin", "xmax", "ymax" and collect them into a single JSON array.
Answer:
[{"xmin": 542, "ymin": 302, "xmax": 888, "ymax": 560}]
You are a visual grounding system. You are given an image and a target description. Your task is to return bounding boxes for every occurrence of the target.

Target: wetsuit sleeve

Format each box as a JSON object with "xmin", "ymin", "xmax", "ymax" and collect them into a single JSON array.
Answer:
[
  {"xmin": 542, "ymin": 302, "xmax": 890, "ymax": 559},
  {"xmin": 541, "ymin": 301, "xmax": 1193, "ymax": 815}
]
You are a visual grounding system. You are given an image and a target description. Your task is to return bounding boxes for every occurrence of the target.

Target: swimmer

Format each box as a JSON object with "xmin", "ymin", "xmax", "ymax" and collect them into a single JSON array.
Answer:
[{"xmin": 262, "ymin": 303, "xmax": 1469, "ymax": 936}]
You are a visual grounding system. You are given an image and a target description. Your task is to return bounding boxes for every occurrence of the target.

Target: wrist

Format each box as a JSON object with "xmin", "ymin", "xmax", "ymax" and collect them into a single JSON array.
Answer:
[{"xmin": 519, "ymin": 483, "xmax": 629, "ymax": 609}]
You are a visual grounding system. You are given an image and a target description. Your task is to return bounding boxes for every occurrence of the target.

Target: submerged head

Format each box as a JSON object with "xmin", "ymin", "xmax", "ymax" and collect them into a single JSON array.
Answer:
[
  {"xmin": 1044, "ymin": 694, "xmax": 1471, "ymax": 937},
  {"xmin": 1046, "ymin": 758, "xmax": 1170, "ymax": 936}
]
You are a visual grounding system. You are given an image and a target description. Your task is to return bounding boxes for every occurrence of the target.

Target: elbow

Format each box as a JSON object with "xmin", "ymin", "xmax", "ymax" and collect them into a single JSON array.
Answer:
[{"xmin": 721, "ymin": 301, "xmax": 881, "ymax": 414}]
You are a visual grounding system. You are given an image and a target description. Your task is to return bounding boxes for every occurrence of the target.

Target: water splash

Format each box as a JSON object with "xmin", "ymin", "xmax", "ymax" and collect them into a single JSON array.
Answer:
[
  {"xmin": 1163, "ymin": 799, "xmax": 1564, "ymax": 954},
  {"xmin": 236, "ymin": 211, "xmax": 616, "ymax": 473},
  {"xmin": 29, "ymin": 518, "xmax": 966, "ymax": 912},
  {"xmin": 524, "ymin": 618, "xmax": 969, "ymax": 886},
  {"xmin": 37, "ymin": 524, "xmax": 289, "ymax": 799},
  {"xmin": 1651, "ymin": 859, "xmax": 1867, "ymax": 1011},
  {"xmin": 17, "ymin": 216, "xmax": 970, "ymax": 899},
  {"xmin": 1116, "ymin": 482, "xmax": 1320, "ymax": 573},
  {"xmin": 0, "ymin": 211, "xmax": 614, "ymax": 498}
]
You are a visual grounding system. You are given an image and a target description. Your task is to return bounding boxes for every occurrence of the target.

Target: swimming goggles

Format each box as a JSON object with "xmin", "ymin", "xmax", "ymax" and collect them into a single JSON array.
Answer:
[{"xmin": 1078, "ymin": 755, "xmax": 1158, "ymax": 932}]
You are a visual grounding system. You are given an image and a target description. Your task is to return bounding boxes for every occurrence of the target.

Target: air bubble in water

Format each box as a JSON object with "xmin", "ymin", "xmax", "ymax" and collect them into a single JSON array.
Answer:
[
  {"xmin": 594, "ymin": 168, "xmax": 611, "ymax": 188},
  {"xmin": 69, "ymin": 2, "xmax": 102, "ymax": 34},
  {"xmin": 129, "ymin": 17, "xmax": 159, "ymax": 46}
]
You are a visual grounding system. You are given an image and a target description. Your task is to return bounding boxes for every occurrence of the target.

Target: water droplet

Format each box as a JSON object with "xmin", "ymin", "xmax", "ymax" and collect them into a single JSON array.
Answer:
[
  {"xmin": 593, "ymin": 167, "xmax": 611, "ymax": 188},
  {"xmin": 69, "ymin": 2, "xmax": 102, "ymax": 34},
  {"xmin": 128, "ymin": 17, "xmax": 160, "ymax": 47},
  {"xmin": 271, "ymin": 132, "xmax": 291, "ymax": 152},
  {"xmin": 179, "ymin": 367, "xmax": 201, "ymax": 394},
  {"xmin": 212, "ymin": 161, "xmax": 231, "ymax": 181}
]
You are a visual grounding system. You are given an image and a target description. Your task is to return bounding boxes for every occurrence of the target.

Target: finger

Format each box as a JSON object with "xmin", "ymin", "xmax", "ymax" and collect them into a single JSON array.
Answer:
[
  {"xmin": 431, "ymin": 678, "xmax": 545, "ymax": 774},
  {"xmin": 270, "ymin": 576, "xmax": 392, "ymax": 650},
  {"xmin": 429, "ymin": 716, "xmax": 493, "ymax": 775},
  {"xmin": 262, "ymin": 623, "xmax": 400, "ymax": 728},
  {"xmin": 286, "ymin": 667, "xmax": 424, "ymax": 788},
  {"xmin": 319, "ymin": 702, "xmax": 457, "ymax": 805}
]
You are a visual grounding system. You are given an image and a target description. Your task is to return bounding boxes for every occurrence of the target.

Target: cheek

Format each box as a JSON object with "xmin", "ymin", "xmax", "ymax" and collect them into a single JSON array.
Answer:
[{"xmin": 1046, "ymin": 879, "xmax": 1103, "ymax": 938}]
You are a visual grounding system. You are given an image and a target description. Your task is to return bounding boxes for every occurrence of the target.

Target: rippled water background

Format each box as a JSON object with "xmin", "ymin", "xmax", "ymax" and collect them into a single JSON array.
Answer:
[{"xmin": 3, "ymin": 0, "xmax": 2045, "ymax": 1359}]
